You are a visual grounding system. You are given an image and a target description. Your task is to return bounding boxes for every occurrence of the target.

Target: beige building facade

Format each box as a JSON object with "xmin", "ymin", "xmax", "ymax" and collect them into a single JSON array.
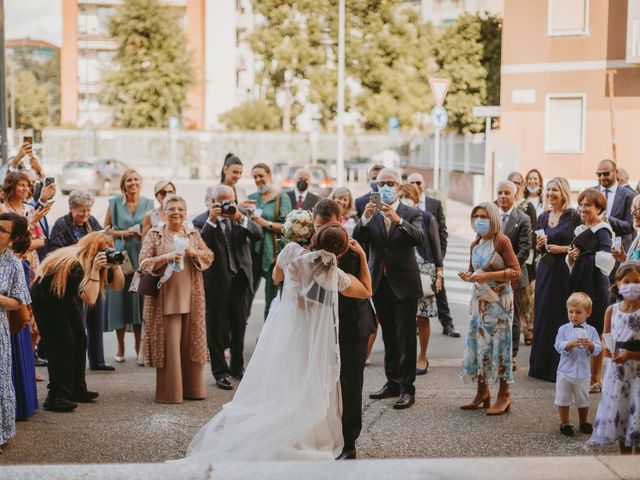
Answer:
[{"xmin": 497, "ymin": 0, "xmax": 640, "ymax": 188}]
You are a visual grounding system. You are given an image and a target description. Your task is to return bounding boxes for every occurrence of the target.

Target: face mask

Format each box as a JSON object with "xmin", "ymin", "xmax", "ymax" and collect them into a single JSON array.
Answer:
[
  {"xmin": 296, "ymin": 180, "xmax": 308, "ymax": 192},
  {"xmin": 619, "ymin": 283, "xmax": 640, "ymax": 300},
  {"xmin": 379, "ymin": 185, "xmax": 397, "ymax": 204},
  {"xmin": 400, "ymin": 198, "xmax": 414, "ymax": 207},
  {"xmin": 527, "ymin": 186, "xmax": 538, "ymax": 194},
  {"xmin": 257, "ymin": 183, "xmax": 270, "ymax": 194},
  {"xmin": 370, "ymin": 181, "xmax": 379, "ymax": 192},
  {"xmin": 474, "ymin": 218, "xmax": 491, "ymax": 235}
]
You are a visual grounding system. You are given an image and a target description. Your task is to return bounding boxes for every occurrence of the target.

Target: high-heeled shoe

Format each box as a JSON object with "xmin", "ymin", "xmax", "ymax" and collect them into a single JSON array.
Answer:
[
  {"xmin": 115, "ymin": 355, "xmax": 125, "ymax": 363},
  {"xmin": 460, "ymin": 390, "xmax": 491, "ymax": 410},
  {"xmin": 486, "ymin": 395, "xmax": 512, "ymax": 415}
]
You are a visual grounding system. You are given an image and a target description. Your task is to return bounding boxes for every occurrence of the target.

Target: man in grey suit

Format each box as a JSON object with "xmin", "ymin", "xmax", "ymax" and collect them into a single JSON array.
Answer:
[
  {"xmin": 496, "ymin": 181, "xmax": 531, "ymax": 366},
  {"xmin": 407, "ymin": 172, "xmax": 460, "ymax": 337},
  {"xmin": 286, "ymin": 167, "xmax": 321, "ymax": 211}
]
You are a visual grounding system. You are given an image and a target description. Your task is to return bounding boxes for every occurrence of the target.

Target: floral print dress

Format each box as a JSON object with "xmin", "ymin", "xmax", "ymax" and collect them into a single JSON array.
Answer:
[
  {"xmin": 588, "ymin": 305, "xmax": 640, "ymax": 448},
  {"xmin": 461, "ymin": 238, "xmax": 514, "ymax": 384}
]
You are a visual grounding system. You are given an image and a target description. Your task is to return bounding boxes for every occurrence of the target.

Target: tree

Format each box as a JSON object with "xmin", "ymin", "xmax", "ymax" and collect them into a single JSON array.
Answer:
[
  {"xmin": 220, "ymin": 99, "xmax": 281, "ymax": 131},
  {"xmin": 480, "ymin": 13, "xmax": 502, "ymax": 107},
  {"xmin": 99, "ymin": 0, "xmax": 195, "ymax": 128},
  {"xmin": 9, "ymin": 68, "xmax": 49, "ymax": 132}
]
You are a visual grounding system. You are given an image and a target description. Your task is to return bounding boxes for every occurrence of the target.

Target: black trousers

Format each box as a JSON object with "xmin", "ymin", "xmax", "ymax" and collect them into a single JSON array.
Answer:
[
  {"xmin": 339, "ymin": 333, "xmax": 368, "ymax": 451},
  {"xmin": 206, "ymin": 275, "xmax": 250, "ymax": 379},
  {"xmin": 512, "ymin": 287, "xmax": 522, "ymax": 358},
  {"xmin": 33, "ymin": 300, "xmax": 87, "ymax": 399},
  {"xmin": 373, "ymin": 277, "xmax": 419, "ymax": 395},
  {"xmin": 435, "ymin": 280, "xmax": 454, "ymax": 329},
  {"xmin": 83, "ymin": 296, "xmax": 106, "ymax": 369}
]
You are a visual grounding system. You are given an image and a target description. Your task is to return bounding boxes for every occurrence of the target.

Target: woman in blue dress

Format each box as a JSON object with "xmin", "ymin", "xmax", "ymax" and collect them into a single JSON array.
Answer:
[
  {"xmin": 0, "ymin": 213, "xmax": 33, "ymax": 449},
  {"xmin": 529, "ymin": 177, "xmax": 581, "ymax": 382},
  {"xmin": 104, "ymin": 169, "xmax": 154, "ymax": 363}
]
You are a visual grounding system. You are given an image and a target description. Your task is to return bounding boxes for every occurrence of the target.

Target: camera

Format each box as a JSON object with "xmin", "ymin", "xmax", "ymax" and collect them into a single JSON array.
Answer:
[
  {"xmin": 104, "ymin": 248, "xmax": 125, "ymax": 265},
  {"xmin": 220, "ymin": 200, "xmax": 237, "ymax": 216}
]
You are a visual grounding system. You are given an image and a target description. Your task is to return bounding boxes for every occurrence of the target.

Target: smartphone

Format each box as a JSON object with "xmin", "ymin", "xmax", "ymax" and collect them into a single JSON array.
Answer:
[
  {"xmin": 23, "ymin": 136, "xmax": 33, "ymax": 145},
  {"xmin": 612, "ymin": 237, "xmax": 622, "ymax": 252},
  {"xmin": 370, "ymin": 192, "xmax": 382, "ymax": 209},
  {"xmin": 45, "ymin": 177, "xmax": 55, "ymax": 186}
]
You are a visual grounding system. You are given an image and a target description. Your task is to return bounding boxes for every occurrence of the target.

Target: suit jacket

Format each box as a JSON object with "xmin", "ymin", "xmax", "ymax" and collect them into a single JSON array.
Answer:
[
  {"xmin": 420, "ymin": 196, "xmax": 448, "ymax": 256},
  {"xmin": 200, "ymin": 217, "xmax": 264, "ymax": 299},
  {"xmin": 353, "ymin": 203, "xmax": 424, "ymax": 299},
  {"xmin": 286, "ymin": 190, "xmax": 320, "ymax": 211},
  {"xmin": 500, "ymin": 207, "xmax": 532, "ymax": 288},
  {"xmin": 338, "ymin": 250, "xmax": 376, "ymax": 340},
  {"xmin": 355, "ymin": 192, "xmax": 371, "ymax": 218},
  {"xmin": 594, "ymin": 184, "xmax": 637, "ymax": 251}
]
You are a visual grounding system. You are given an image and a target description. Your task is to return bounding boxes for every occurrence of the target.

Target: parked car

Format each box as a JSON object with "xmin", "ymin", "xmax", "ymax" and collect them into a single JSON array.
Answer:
[
  {"xmin": 281, "ymin": 165, "xmax": 334, "ymax": 197},
  {"xmin": 59, "ymin": 158, "xmax": 129, "ymax": 196}
]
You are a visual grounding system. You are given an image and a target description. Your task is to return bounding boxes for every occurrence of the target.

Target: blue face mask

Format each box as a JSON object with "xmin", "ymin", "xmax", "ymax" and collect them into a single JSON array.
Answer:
[
  {"xmin": 474, "ymin": 218, "xmax": 491, "ymax": 235},
  {"xmin": 257, "ymin": 183, "xmax": 270, "ymax": 194},
  {"xmin": 370, "ymin": 181, "xmax": 379, "ymax": 192},
  {"xmin": 379, "ymin": 185, "xmax": 397, "ymax": 204},
  {"xmin": 526, "ymin": 186, "xmax": 538, "ymax": 194}
]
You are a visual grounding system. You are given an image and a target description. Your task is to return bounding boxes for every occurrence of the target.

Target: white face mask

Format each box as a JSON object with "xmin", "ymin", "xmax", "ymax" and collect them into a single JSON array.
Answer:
[
  {"xmin": 619, "ymin": 283, "xmax": 640, "ymax": 300},
  {"xmin": 400, "ymin": 199, "xmax": 414, "ymax": 207}
]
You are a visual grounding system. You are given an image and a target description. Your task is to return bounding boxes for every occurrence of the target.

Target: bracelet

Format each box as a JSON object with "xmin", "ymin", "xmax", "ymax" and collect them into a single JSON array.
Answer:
[{"xmin": 89, "ymin": 278, "xmax": 100, "ymax": 282}]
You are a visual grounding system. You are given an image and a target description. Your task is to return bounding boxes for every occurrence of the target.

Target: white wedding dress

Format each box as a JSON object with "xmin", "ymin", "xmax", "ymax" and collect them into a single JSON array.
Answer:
[{"xmin": 184, "ymin": 243, "xmax": 352, "ymax": 462}]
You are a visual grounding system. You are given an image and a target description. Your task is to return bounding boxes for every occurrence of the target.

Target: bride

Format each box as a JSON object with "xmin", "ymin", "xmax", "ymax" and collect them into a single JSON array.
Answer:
[{"xmin": 185, "ymin": 223, "xmax": 372, "ymax": 462}]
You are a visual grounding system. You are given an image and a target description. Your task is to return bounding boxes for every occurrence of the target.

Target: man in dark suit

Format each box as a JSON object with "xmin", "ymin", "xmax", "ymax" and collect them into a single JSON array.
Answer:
[
  {"xmin": 496, "ymin": 181, "xmax": 531, "ymax": 365},
  {"xmin": 355, "ymin": 164, "xmax": 384, "ymax": 217},
  {"xmin": 595, "ymin": 159, "xmax": 637, "ymax": 252},
  {"xmin": 286, "ymin": 167, "xmax": 321, "ymax": 211},
  {"xmin": 200, "ymin": 185, "xmax": 264, "ymax": 391},
  {"xmin": 312, "ymin": 199, "xmax": 375, "ymax": 460},
  {"xmin": 617, "ymin": 168, "xmax": 637, "ymax": 193},
  {"xmin": 354, "ymin": 168, "xmax": 424, "ymax": 410},
  {"xmin": 407, "ymin": 172, "xmax": 460, "ymax": 338}
]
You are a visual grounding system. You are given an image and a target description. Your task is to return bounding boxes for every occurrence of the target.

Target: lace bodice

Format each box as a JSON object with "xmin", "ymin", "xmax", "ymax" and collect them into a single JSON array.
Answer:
[{"xmin": 278, "ymin": 243, "xmax": 351, "ymax": 293}]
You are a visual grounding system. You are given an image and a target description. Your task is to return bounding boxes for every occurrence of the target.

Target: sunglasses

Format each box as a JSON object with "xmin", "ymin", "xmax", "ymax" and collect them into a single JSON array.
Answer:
[
  {"xmin": 410, "ymin": 181, "xmax": 422, "ymax": 186},
  {"xmin": 0, "ymin": 225, "xmax": 13, "ymax": 235},
  {"xmin": 158, "ymin": 189, "xmax": 176, "ymax": 195},
  {"xmin": 377, "ymin": 181, "xmax": 397, "ymax": 188},
  {"xmin": 595, "ymin": 171, "xmax": 612, "ymax": 177}
]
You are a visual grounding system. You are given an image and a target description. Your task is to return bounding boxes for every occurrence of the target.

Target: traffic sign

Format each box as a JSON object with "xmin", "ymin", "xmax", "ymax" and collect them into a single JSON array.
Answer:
[
  {"xmin": 430, "ymin": 106, "xmax": 448, "ymax": 130},
  {"xmin": 472, "ymin": 106, "xmax": 501, "ymax": 117},
  {"xmin": 387, "ymin": 117, "xmax": 400, "ymax": 134},
  {"xmin": 428, "ymin": 77, "xmax": 451, "ymax": 107}
]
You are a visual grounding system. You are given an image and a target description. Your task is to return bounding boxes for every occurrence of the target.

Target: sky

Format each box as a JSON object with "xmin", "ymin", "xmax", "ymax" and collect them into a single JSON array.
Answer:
[{"xmin": 6, "ymin": 0, "xmax": 62, "ymax": 47}]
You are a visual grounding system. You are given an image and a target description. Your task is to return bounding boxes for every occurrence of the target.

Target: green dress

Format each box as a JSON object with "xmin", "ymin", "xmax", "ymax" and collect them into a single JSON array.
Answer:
[
  {"xmin": 104, "ymin": 194, "xmax": 154, "ymax": 331},
  {"xmin": 248, "ymin": 190, "xmax": 292, "ymax": 319}
]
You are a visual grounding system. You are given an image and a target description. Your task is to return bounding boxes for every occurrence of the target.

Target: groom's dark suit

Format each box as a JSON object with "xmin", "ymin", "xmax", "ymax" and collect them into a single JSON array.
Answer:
[
  {"xmin": 353, "ymin": 202, "xmax": 424, "ymax": 396},
  {"xmin": 200, "ymin": 214, "xmax": 263, "ymax": 379},
  {"xmin": 338, "ymin": 250, "xmax": 375, "ymax": 451}
]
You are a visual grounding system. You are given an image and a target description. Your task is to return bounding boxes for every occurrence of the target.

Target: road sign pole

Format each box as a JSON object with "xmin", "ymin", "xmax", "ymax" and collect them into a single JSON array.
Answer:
[{"xmin": 433, "ymin": 128, "xmax": 440, "ymax": 191}]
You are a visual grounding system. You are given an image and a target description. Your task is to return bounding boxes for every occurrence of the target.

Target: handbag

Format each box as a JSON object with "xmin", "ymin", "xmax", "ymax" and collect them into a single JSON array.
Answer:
[
  {"xmin": 420, "ymin": 273, "xmax": 434, "ymax": 297},
  {"xmin": 129, "ymin": 259, "xmax": 161, "ymax": 297},
  {"xmin": 9, "ymin": 303, "xmax": 31, "ymax": 336}
]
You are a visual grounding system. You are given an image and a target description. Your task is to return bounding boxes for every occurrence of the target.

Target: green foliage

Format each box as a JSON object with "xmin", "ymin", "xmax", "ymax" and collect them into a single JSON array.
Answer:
[
  {"xmin": 219, "ymin": 99, "xmax": 281, "ymax": 131},
  {"xmin": 99, "ymin": 0, "xmax": 195, "ymax": 128},
  {"xmin": 9, "ymin": 68, "xmax": 49, "ymax": 132},
  {"xmin": 480, "ymin": 14, "xmax": 502, "ymax": 107}
]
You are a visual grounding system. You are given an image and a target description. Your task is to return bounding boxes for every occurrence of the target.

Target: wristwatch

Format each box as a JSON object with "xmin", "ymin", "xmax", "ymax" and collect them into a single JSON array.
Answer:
[{"xmin": 268, "ymin": 221, "xmax": 273, "ymax": 231}]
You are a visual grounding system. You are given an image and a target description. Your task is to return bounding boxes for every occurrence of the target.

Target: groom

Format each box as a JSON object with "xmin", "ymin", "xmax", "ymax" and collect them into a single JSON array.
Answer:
[{"xmin": 313, "ymin": 200, "xmax": 376, "ymax": 460}]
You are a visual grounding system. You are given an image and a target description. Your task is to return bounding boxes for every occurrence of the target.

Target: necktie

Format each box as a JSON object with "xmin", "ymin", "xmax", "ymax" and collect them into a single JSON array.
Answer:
[
  {"xmin": 383, "ymin": 215, "xmax": 392, "ymax": 234},
  {"xmin": 297, "ymin": 195, "xmax": 303, "ymax": 209},
  {"xmin": 223, "ymin": 219, "xmax": 239, "ymax": 274},
  {"xmin": 501, "ymin": 213, "xmax": 509, "ymax": 232},
  {"xmin": 604, "ymin": 189, "xmax": 610, "ymax": 200}
]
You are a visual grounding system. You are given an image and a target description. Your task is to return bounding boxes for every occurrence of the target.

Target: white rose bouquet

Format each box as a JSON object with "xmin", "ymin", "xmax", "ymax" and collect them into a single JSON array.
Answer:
[{"xmin": 281, "ymin": 209, "xmax": 316, "ymax": 247}]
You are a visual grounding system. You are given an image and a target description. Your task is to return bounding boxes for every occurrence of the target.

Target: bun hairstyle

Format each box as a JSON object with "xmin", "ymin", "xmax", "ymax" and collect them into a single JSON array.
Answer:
[
  {"xmin": 310, "ymin": 223, "xmax": 349, "ymax": 257},
  {"xmin": 610, "ymin": 261, "xmax": 640, "ymax": 300},
  {"xmin": 220, "ymin": 153, "xmax": 243, "ymax": 183},
  {"xmin": 0, "ymin": 212, "xmax": 31, "ymax": 255}
]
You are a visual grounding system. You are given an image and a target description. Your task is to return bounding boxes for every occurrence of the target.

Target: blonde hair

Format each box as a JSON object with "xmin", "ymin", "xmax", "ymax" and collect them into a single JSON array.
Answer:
[
  {"xmin": 329, "ymin": 187, "xmax": 356, "ymax": 218},
  {"xmin": 545, "ymin": 177, "xmax": 572, "ymax": 211},
  {"xmin": 36, "ymin": 232, "xmax": 114, "ymax": 303},
  {"xmin": 470, "ymin": 202, "xmax": 501, "ymax": 236},
  {"xmin": 566, "ymin": 292, "xmax": 592, "ymax": 313},
  {"xmin": 119, "ymin": 169, "xmax": 141, "ymax": 194}
]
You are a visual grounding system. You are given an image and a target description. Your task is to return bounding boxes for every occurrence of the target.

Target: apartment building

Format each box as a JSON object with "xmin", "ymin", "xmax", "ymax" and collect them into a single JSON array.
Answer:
[
  {"xmin": 497, "ymin": 0, "xmax": 640, "ymax": 185},
  {"xmin": 6, "ymin": 38, "xmax": 59, "ymax": 64},
  {"xmin": 419, "ymin": 0, "xmax": 503, "ymax": 28},
  {"xmin": 61, "ymin": 0, "xmax": 255, "ymax": 129}
]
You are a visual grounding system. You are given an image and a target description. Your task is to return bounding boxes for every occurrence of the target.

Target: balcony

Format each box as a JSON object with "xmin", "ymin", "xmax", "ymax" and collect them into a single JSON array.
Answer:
[{"xmin": 628, "ymin": 0, "xmax": 640, "ymax": 63}]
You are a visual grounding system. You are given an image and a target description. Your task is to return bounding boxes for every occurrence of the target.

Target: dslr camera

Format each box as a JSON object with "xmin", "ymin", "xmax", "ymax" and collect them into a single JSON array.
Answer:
[
  {"xmin": 220, "ymin": 200, "xmax": 237, "ymax": 216},
  {"xmin": 104, "ymin": 248, "xmax": 125, "ymax": 265}
]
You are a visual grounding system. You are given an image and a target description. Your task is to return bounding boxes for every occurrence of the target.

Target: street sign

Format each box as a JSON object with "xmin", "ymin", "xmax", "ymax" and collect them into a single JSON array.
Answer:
[
  {"xmin": 387, "ymin": 117, "xmax": 400, "ymax": 134},
  {"xmin": 168, "ymin": 116, "xmax": 180, "ymax": 131},
  {"xmin": 428, "ymin": 77, "xmax": 451, "ymax": 107},
  {"xmin": 472, "ymin": 106, "xmax": 501, "ymax": 117},
  {"xmin": 430, "ymin": 106, "xmax": 448, "ymax": 130}
]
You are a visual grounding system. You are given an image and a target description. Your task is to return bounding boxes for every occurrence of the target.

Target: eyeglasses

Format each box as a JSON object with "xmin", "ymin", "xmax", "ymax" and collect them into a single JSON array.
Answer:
[
  {"xmin": 158, "ymin": 190, "xmax": 175, "ymax": 196},
  {"xmin": 165, "ymin": 207, "xmax": 185, "ymax": 213},
  {"xmin": 410, "ymin": 181, "xmax": 422, "ymax": 186},
  {"xmin": 0, "ymin": 225, "xmax": 13, "ymax": 235},
  {"xmin": 377, "ymin": 181, "xmax": 397, "ymax": 188},
  {"xmin": 596, "ymin": 171, "xmax": 612, "ymax": 177}
]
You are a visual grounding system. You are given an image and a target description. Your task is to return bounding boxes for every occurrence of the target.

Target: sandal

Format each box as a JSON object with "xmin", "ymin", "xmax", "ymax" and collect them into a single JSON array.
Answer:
[{"xmin": 589, "ymin": 381, "xmax": 602, "ymax": 393}]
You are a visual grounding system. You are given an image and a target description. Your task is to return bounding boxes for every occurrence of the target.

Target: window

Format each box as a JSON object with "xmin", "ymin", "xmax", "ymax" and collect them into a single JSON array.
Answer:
[
  {"xmin": 545, "ymin": 94, "xmax": 586, "ymax": 154},
  {"xmin": 548, "ymin": 0, "xmax": 589, "ymax": 36}
]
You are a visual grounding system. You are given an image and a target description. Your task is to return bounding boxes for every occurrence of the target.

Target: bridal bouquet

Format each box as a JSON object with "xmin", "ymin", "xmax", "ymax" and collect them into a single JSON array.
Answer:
[{"xmin": 281, "ymin": 209, "xmax": 315, "ymax": 247}]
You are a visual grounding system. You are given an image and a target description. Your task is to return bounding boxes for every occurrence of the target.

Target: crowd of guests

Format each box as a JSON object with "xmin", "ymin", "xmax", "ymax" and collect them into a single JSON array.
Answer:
[{"xmin": 1, "ymin": 140, "xmax": 639, "ymax": 457}]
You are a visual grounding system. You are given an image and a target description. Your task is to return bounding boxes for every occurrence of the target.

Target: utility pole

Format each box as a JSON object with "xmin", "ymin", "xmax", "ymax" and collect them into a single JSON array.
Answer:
[
  {"xmin": 0, "ymin": 0, "xmax": 8, "ymax": 165},
  {"xmin": 606, "ymin": 69, "xmax": 617, "ymax": 164}
]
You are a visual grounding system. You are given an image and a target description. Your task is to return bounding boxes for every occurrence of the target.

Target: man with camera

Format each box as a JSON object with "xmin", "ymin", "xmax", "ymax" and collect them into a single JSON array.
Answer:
[{"xmin": 200, "ymin": 185, "xmax": 264, "ymax": 390}]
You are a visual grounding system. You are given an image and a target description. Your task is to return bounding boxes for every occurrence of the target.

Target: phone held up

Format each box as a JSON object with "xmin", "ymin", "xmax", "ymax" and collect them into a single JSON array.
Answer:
[
  {"xmin": 370, "ymin": 192, "xmax": 382, "ymax": 209},
  {"xmin": 45, "ymin": 177, "xmax": 55, "ymax": 186},
  {"xmin": 23, "ymin": 136, "xmax": 33, "ymax": 145}
]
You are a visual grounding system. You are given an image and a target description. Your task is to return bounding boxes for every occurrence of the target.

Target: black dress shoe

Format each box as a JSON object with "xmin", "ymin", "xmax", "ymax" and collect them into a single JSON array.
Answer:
[
  {"xmin": 43, "ymin": 396, "xmax": 77, "ymax": 412},
  {"xmin": 369, "ymin": 385, "xmax": 400, "ymax": 399},
  {"xmin": 392, "ymin": 393, "xmax": 415, "ymax": 410},
  {"xmin": 72, "ymin": 391, "xmax": 99, "ymax": 403},
  {"xmin": 579, "ymin": 422, "xmax": 593, "ymax": 434},
  {"xmin": 215, "ymin": 377, "xmax": 233, "ymax": 391},
  {"xmin": 91, "ymin": 364, "xmax": 115, "ymax": 371},
  {"xmin": 443, "ymin": 325, "xmax": 461, "ymax": 338},
  {"xmin": 336, "ymin": 449, "xmax": 356, "ymax": 460}
]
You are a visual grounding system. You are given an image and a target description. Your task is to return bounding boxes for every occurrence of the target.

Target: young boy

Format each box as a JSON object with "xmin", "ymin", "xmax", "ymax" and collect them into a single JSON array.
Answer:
[{"xmin": 554, "ymin": 292, "xmax": 602, "ymax": 436}]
